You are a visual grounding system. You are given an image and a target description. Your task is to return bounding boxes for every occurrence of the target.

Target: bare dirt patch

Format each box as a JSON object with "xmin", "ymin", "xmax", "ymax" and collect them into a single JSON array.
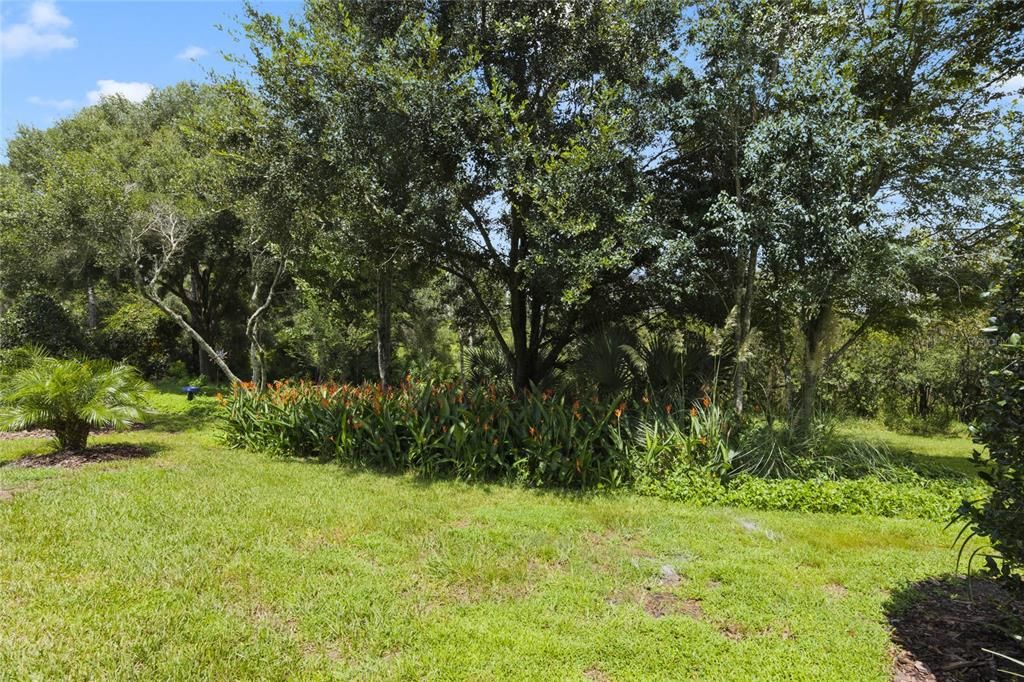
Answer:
[
  {"xmin": 583, "ymin": 666, "xmax": 612, "ymax": 681},
  {"xmin": 720, "ymin": 622, "xmax": 746, "ymax": 641},
  {"xmin": 642, "ymin": 592, "xmax": 703, "ymax": 619},
  {"xmin": 887, "ymin": 576, "xmax": 1024, "ymax": 681},
  {"xmin": 825, "ymin": 582, "xmax": 849, "ymax": 599},
  {"xmin": 2, "ymin": 444, "xmax": 153, "ymax": 469}
]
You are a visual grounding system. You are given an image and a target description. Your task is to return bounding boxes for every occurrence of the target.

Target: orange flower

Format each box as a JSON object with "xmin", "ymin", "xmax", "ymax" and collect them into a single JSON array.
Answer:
[
  {"xmin": 702, "ymin": 395, "xmax": 711, "ymax": 407},
  {"xmin": 529, "ymin": 426, "xmax": 538, "ymax": 437},
  {"xmin": 690, "ymin": 407, "xmax": 697, "ymax": 417},
  {"xmin": 614, "ymin": 402, "xmax": 626, "ymax": 419},
  {"xmin": 665, "ymin": 403, "xmax": 673, "ymax": 415}
]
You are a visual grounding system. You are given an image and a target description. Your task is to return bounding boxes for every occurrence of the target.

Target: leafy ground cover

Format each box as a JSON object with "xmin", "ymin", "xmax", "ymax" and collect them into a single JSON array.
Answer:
[{"xmin": 0, "ymin": 387, "xmax": 987, "ymax": 679}]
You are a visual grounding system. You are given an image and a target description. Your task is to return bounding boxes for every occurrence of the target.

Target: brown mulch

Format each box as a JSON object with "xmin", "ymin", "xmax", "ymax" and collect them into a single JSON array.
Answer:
[
  {"xmin": 2, "ymin": 444, "xmax": 153, "ymax": 469},
  {"xmin": 888, "ymin": 576, "xmax": 1024, "ymax": 681},
  {"xmin": 0, "ymin": 424, "xmax": 148, "ymax": 441},
  {"xmin": 0, "ymin": 429, "xmax": 55, "ymax": 441}
]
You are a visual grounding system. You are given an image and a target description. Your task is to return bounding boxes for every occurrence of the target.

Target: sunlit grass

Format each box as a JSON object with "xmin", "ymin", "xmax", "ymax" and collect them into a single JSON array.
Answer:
[
  {"xmin": 0, "ymin": 392, "xmax": 977, "ymax": 679},
  {"xmin": 838, "ymin": 419, "xmax": 979, "ymax": 476}
]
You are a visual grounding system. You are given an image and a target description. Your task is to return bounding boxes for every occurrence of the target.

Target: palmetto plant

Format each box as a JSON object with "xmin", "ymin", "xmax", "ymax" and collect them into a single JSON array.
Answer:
[{"xmin": 0, "ymin": 353, "xmax": 150, "ymax": 450}]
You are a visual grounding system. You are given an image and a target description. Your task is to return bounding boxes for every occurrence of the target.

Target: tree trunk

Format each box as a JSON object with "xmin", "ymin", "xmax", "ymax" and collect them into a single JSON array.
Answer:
[
  {"xmin": 794, "ymin": 305, "xmax": 832, "ymax": 436},
  {"xmin": 250, "ymin": 340, "xmax": 265, "ymax": 390},
  {"xmin": 732, "ymin": 244, "xmax": 759, "ymax": 415},
  {"xmin": 376, "ymin": 267, "xmax": 392, "ymax": 387},
  {"xmin": 136, "ymin": 283, "xmax": 240, "ymax": 384},
  {"xmin": 198, "ymin": 345, "xmax": 211, "ymax": 380},
  {"xmin": 458, "ymin": 330, "xmax": 466, "ymax": 388},
  {"xmin": 55, "ymin": 419, "xmax": 90, "ymax": 451},
  {"xmin": 917, "ymin": 383, "xmax": 930, "ymax": 418},
  {"xmin": 86, "ymin": 284, "xmax": 98, "ymax": 330}
]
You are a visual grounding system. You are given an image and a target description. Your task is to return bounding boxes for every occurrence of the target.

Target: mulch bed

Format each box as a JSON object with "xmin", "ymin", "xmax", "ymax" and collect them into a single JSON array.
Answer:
[
  {"xmin": 2, "ymin": 445, "xmax": 153, "ymax": 469},
  {"xmin": 889, "ymin": 576, "xmax": 1024, "ymax": 681},
  {"xmin": 0, "ymin": 424, "xmax": 148, "ymax": 441},
  {"xmin": 0, "ymin": 429, "xmax": 56, "ymax": 441}
]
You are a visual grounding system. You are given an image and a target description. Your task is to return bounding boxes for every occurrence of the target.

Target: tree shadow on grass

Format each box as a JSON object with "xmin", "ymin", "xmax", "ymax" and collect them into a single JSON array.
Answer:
[
  {"xmin": 889, "ymin": 450, "xmax": 982, "ymax": 480},
  {"xmin": 886, "ymin": 575, "xmax": 1024, "ymax": 681},
  {"xmin": 147, "ymin": 402, "xmax": 222, "ymax": 433}
]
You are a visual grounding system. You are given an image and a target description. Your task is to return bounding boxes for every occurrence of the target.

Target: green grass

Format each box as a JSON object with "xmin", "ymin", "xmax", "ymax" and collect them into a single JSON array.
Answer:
[
  {"xmin": 0, "ymin": 393, "xmax": 975, "ymax": 680},
  {"xmin": 838, "ymin": 419, "xmax": 979, "ymax": 476}
]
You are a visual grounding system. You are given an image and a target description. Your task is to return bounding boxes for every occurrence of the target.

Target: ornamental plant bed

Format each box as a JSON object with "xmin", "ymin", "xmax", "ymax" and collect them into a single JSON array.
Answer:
[{"xmin": 2, "ymin": 444, "xmax": 153, "ymax": 469}]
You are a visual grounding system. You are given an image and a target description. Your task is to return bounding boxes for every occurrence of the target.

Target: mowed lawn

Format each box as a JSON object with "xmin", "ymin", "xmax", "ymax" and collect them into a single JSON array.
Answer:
[{"xmin": 0, "ymin": 394, "xmax": 969, "ymax": 680}]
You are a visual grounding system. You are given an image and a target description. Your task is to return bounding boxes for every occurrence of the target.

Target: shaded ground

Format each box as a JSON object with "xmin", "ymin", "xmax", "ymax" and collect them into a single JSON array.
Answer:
[
  {"xmin": 887, "ymin": 576, "xmax": 1024, "ymax": 681},
  {"xmin": 1, "ymin": 444, "xmax": 154, "ymax": 469}
]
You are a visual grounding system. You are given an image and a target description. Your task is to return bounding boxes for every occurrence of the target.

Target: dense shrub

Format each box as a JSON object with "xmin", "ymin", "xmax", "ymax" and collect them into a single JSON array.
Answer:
[
  {"xmin": 222, "ymin": 379, "xmax": 976, "ymax": 519},
  {"xmin": 0, "ymin": 293, "xmax": 83, "ymax": 355},
  {"xmin": 99, "ymin": 297, "xmax": 183, "ymax": 377},
  {"xmin": 958, "ymin": 224, "xmax": 1024, "ymax": 583},
  {"xmin": 223, "ymin": 380, "xmax": 647, "ymax": 488},
  {"xmin": 0, "ymin": 346, "xmax": 39, "ymax": 376}
]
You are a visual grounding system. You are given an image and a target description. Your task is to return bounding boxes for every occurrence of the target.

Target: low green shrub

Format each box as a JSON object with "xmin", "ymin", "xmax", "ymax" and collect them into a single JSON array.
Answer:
[
  {"xmin": 99, "ymin": 297, "xmax": 183, "ymax": 377},
  {"xmin": 0, "ymin": 354, "xmax": 151, "ymax": 450},
  {"xmin": 637, "ymin": 467, "xmax": 983, "ymax": 521},
  {"xmin": 0, "ymin": 292, "xmax": 83, "ymax": 355}
]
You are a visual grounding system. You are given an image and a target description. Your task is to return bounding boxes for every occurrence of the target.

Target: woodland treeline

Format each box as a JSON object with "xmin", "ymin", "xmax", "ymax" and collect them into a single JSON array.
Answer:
[{"xmin": 1, "ymin": 0, "xmax": 1022, "ymax": 435}]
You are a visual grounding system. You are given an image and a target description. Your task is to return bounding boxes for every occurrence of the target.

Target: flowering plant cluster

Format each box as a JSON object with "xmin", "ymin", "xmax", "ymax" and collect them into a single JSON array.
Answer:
[{"xmin": 221, "ymin": 378, "xmax": 681, "ymax": 488}]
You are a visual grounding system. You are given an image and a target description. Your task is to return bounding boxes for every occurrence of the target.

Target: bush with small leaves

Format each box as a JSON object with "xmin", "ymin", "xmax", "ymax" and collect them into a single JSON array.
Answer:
[{"xmin": 957, "ymin": 222, "xmax": 1024, "ymax": 585}]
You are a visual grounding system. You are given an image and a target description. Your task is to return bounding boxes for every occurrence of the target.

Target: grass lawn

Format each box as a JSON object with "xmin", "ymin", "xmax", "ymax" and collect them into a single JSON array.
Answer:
[
  {"xmin": 838, "ymin": 419, "xmax": 979, "ymax": 477},
  {"xmin": 0, "ymin": 390, "xmax": 972, "ymax": 680}
]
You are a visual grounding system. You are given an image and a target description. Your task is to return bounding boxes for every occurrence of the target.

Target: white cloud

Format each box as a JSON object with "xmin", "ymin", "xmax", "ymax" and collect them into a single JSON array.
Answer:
[
  {"xmin": 86, "ymin": 80, "xmax": 154, "ymax": 105},
  {"xmin": 28, "ymin": 95, "xmax": 76, "ymax": 110},
  {"xmin": 0, "ymin": 1, "xmax": 77, "ymax": 58},
  {"xmin": 176, "ymin": 45, "xmax": 208, "ymax": 61},
  {"xmin": 28, "ymin": 0, "xmax": 71, "ymax": 30},
  {"xmin": 994, "ymin": 74, "xmax": 1024, "ymax": 96}
]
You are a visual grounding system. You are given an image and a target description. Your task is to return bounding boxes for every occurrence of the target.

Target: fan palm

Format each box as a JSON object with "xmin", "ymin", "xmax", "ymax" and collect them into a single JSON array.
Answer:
[{"xmin": 0, "ymin": 355, "xmax": 151, "ymax": 450}]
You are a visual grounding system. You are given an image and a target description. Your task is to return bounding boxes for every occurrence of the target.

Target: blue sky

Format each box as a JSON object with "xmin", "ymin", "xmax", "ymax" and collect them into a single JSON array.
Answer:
[{"xmin": 0, "ymin": 0, "xmax": 297, "ymax": 154}]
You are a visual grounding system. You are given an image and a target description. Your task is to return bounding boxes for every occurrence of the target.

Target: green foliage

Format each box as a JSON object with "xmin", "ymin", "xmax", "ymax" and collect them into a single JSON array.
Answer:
[
  {"xmin": 569, "ymin": 328, "xmax": 711, "ymax": 404},
  {"xmin": 0, "ymin": 355, "xmax": 151, "ymax": 450},
  {"xmin": 0, "ymin": 346, "xmax": 40, "ymax": 377},
  {"xmin": 959, "ymin": 223, "xmax": 1024, "ymax": 584},
  {"xmin": 224, "ymin": 380, "xmax": 636, "ymax": 488},
  {"xmin": 223, "ymin": 379, "xmax": 975, "ymax": 519},
  {"xmin": 824, "ymin": 319, "xmax": 989, "ymax": 429},
  {"xmin": 640, "ymin": 470, "xmax": 979, "ymax": 521},
  {"xmin": 0, "ymin": 292, "xmax": 83, "ymax": 355},
  {"xmin": 99, "ymin": 296, "xmax": 184, "ymax": 377}
]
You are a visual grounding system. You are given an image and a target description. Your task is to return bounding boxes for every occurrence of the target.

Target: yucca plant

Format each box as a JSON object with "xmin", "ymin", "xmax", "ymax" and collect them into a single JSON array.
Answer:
[{"xmin": 0, "ymin": 354, "xmax": 151, "ymax": 450}]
